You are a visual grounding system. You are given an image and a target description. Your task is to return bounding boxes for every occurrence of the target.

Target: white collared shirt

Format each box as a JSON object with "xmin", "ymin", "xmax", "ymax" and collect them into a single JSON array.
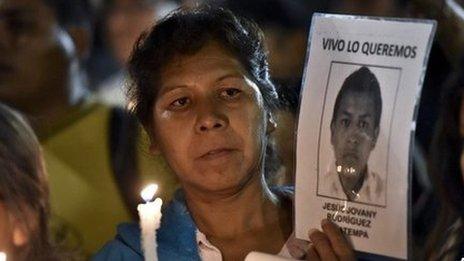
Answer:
[
  {"xmin": 196, "ymin": 230, "xmax": 308, "ymax": 260},
  {"xmin": 319, "ymin": 161, "xmax": 385, "ymax": 206}
]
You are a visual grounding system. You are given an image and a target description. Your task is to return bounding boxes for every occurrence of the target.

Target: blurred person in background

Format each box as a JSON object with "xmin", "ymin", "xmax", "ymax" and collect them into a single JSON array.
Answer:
[
  {"xmin": 95, "ymin": 0, "xmax": 177, "ymax": 106},
  {"xmin": 424, "ymin": 66, "xmax": 464, "ymax": 261},
  {"xmin": 0, "ymin": 0, "xmax": 177, "ymax": 256},
  {"xmin": 397, "ymin": 0, "xmax": 464, "ymax": 254},
  {"xmin": 0, "ymin": 103, "xmax": 65, "ymax": 260}
]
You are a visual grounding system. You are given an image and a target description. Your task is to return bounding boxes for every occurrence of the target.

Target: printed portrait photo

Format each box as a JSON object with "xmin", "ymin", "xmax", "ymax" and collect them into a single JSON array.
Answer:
[{"xmin": 317, "ymin": 62, "xmax": 401, "ymax": 207}]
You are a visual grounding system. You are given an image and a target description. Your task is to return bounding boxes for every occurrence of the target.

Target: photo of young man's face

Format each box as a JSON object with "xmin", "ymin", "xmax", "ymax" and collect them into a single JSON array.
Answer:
[{"xmin": 331, "ymin": 88, "xmax": 379, "ymax": 177}]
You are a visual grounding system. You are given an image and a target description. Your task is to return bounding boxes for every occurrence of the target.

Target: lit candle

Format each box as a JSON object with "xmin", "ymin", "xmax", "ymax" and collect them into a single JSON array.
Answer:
[
  {"xmin": 138, "ymin": 184, "xmax": 163, "ymax": 261},
  {"xmin": 0, "ymin": 252, "xmax": 6, "ymax": 261}
]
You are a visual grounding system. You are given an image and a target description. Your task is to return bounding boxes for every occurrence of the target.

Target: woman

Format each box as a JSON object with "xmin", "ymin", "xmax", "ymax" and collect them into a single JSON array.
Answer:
[
  {"xmin": 95, "ymin": 6, "xmax": 354, "ymax": 260},
  {"xmin": 0, "ymin": 103, "xmax": 61, "ymax": 260},
  {"xmin": 425, "ymin": 70, "xmax": 464, "ymax": 260}
]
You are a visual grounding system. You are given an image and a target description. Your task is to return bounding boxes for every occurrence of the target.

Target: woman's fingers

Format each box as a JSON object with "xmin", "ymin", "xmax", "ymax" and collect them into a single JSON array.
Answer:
[
  {"xmin": 305, "ymin": 220, "xmax": 356, "ymax": 261},
  {"xmin": 320, "ymin": 219, "xmax": 355, "ymax": 261},
  {"xmin": 308, "ymin": 229, "xmax": 338, "ymax": 261}
]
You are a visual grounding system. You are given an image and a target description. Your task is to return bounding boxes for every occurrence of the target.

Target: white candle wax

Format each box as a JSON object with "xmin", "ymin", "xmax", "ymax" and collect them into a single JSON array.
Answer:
[
  {"xmin": 0, "ymin": 252, "xmax": 6, "ymax": 261},
  {"xmin": 138, "ymin": 184, "xmax": 163, "ymax": 261}
]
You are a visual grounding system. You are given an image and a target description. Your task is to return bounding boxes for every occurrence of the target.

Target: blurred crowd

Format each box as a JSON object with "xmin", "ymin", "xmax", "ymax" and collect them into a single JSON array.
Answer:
[{"xmin": 0, "ymin": 0, "xmax": 463, "ymax": 260}]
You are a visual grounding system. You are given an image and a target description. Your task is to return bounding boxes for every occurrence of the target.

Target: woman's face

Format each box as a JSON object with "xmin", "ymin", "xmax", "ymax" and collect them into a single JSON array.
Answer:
[{"xmin": 151, "ymin": 41, "xmax": 269, "ymax": 194}]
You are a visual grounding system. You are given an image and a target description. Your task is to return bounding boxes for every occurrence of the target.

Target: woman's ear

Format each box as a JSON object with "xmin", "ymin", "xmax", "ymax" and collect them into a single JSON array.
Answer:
[{"xmin": 266, "ymin": 113, "xmax": 277, "ymax": 135}]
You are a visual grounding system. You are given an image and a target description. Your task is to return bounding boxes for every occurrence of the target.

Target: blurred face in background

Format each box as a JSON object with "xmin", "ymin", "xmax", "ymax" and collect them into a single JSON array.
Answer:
[
  {"xmin": 0, "ymin": 0, "xmax": 75, "ymax": 111},
  {"xmin": 106, "ymin": 0, "xmax": 158, "ymax": 66}
]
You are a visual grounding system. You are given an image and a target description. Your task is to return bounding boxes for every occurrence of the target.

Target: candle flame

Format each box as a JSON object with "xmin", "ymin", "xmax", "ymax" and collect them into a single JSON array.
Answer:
[{"xmin": 141, "ymin": 184, "xmax": 158, "ymax": 202}]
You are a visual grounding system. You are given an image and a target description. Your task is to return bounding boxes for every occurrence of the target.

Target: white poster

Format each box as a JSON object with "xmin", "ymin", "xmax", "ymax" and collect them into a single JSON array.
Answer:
[{"xmin": 295, "ymin": 14, "xmax": 435, "ymax": 259}]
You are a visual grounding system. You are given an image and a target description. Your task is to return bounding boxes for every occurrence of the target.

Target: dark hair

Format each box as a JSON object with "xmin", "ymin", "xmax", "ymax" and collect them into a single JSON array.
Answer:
[
  {"xmin": 276, "ymin": 84, "xmax": 301, "ymax": 115},
  {"xmin": 42, "ymin": 0, "xmax": 92, "ymax": 28},
  {"xmin": 0, "ymin": 103, "xmax": 59, "ymax": 260},
  {"xmin": 331, "ymin": 66, "xmax": 382, "ymax": 128},
  {"xmin": 425, "ymin": 70, "xmax": 464, "ymax": 259},
  {"xmin": 127, "ymin": 5, "xmax": 278, "ymax": 132}
]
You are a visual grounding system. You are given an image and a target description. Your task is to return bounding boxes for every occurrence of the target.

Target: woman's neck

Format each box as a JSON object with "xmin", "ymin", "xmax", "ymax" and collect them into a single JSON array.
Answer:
[
  {"xmin": 184, "ymin": 174, "xmax": 282, "ymax": 238},
  {"xmin": 184, "ymin": 174, "xmax": 292, "ymax": 260}
]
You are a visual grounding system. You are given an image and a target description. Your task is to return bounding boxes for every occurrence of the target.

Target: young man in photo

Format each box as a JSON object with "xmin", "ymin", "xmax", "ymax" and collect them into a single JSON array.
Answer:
[{"xmin": 322, "ymin": 66, "xmax": 385, "ymax": 205}]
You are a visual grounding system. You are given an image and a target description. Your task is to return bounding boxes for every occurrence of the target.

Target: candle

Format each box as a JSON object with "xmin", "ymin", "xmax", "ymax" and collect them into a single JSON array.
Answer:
[
  {"xmin": 0, "ymin": 252, "xmax": 6, "ymax": 261},
  {"xmin": 138, "ymin": 184, "xmax": 163, "ymax": 261}
]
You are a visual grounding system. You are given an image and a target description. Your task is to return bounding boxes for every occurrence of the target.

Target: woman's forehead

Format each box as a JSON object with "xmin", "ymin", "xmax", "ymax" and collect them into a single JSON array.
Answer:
[
  {"xmin": 160, "ymin": 42, "xmax": 247, "ymax": 86},
  {"xmin": 165, "ymin": 42, "xmax": 241, "ymax": 69}
]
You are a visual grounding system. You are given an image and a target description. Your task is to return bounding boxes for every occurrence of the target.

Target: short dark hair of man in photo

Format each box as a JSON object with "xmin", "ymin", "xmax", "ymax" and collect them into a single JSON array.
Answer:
[{"xmin": 328, "ymin": 66, "xmax": 384, "ymax": 203}]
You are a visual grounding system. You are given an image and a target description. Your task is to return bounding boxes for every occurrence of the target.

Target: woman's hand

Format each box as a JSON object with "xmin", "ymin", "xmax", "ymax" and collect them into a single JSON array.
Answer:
[{"xmin": 305, "ymin": 219, "xmax": 355, "ymax": 261}]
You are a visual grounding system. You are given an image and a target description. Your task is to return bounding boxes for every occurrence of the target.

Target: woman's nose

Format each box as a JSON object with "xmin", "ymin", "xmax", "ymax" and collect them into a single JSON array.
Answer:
[{"xmin": 195, "ymin": 101, "xmax": 228, "ymax": 133}]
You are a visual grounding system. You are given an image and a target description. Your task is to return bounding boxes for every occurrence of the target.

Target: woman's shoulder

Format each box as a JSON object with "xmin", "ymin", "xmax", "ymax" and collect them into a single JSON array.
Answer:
[
  {"xmin": 92, "ymin": 221, "xmax": 200, "ymax": 261},
  {"xmin": 93, "ymin": 190, "xmax": 202, "ymax": 261},
  {"xmin": 92, "ymin": 223, "xmax": 143, "ymax": 261}
]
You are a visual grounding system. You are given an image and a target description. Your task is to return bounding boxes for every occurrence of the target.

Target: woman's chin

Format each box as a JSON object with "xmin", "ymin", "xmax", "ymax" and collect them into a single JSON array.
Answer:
[{"xmin": 184, "ymin": 172, "xmax": 258, "ymax": 196}]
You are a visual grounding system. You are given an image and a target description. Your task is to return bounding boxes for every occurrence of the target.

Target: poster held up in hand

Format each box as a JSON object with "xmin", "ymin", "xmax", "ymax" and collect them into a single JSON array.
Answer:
[{"xmin": 295, "ymin": 14, "xmax": 435, "ymax": 259}]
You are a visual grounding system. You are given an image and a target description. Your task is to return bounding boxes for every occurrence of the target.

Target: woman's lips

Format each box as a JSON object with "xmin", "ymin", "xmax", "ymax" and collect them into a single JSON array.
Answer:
[{"xmin": 199, "ymin": 148, "xmax": 236, "ymax": 160}]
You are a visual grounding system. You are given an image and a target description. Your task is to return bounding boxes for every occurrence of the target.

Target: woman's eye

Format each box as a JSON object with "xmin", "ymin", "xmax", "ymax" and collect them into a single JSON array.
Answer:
[
  {"xmin": 170, "ymin": 97, "xmax": 190, "ymax": 109},
  {"xmin": 220, "ymin": 88, "xmax": 242, "ymax": 100}
]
